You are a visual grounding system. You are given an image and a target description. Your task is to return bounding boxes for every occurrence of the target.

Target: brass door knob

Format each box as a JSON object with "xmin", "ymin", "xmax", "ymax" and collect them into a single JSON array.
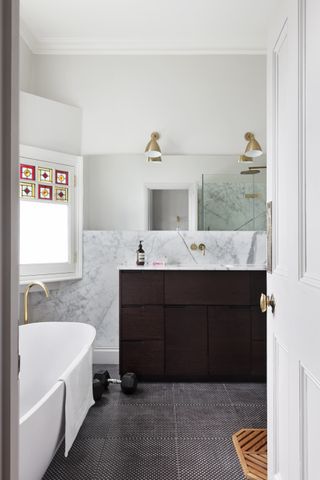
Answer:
[{"xmin": 260, "ymin": 293, "xmax": 275, "ymax": 313}]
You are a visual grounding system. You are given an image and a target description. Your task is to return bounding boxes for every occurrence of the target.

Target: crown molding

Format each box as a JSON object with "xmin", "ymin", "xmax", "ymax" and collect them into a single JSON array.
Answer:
[{"xmin": 20, "ymin": 23, "xmax": 266, "ymax": 56}]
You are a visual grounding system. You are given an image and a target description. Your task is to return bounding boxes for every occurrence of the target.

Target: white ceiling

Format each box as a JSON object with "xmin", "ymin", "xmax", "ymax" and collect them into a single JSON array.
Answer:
[{"xmin": 21, "ymin": 0, "xmax": 272, "ymax": 55}]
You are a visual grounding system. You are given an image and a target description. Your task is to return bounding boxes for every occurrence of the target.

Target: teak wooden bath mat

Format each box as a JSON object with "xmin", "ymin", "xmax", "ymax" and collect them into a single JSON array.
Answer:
[{"xmin": 232, "ymin": 428, "xmax": 267, "ymax": 480}]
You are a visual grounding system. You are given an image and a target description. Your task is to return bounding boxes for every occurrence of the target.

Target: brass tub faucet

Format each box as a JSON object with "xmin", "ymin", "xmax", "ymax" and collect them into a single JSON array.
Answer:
[{"xmin": 24, "ymin": 281, "xmax": 49, "ymax": 325}]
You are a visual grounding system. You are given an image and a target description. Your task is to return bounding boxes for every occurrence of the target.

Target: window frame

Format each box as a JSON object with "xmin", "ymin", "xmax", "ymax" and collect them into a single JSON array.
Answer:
[{"xmin": 19, "ymin": 144, "xmax": 83, "ymax": 285}]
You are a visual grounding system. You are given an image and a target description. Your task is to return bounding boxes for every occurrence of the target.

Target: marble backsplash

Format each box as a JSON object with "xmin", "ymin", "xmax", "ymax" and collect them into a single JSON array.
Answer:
[{"xmin": 27, "ymin": 230, "xmax": 266, "ymax": 353}]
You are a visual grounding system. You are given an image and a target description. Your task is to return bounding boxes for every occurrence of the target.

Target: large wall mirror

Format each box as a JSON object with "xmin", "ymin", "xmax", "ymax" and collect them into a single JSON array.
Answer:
[{"xmin": 83, "ymin": 154, "xmax": 266, "ymax": 231}]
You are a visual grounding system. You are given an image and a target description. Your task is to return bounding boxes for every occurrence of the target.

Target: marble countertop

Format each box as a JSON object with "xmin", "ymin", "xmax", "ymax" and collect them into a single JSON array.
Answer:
[{"xmin": 118, "ymin": 264, "xmax": 266, "ymax": 271}]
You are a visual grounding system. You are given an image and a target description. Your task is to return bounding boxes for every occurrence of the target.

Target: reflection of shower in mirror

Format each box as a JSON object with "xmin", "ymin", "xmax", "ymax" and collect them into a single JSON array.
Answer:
[{"xmin": 200, "ymin": 172, "xmax": 266, "ymax": 232}]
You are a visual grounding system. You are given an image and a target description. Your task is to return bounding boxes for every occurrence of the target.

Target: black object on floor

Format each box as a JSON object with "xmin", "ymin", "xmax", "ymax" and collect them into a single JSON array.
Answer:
[
  {"xmin": 94, "ymin": 370, "xmax": 138, "ymax": 398},
  {"xmin": 92, "ymin": 378, "xmax": 105, "ymax": 401},
  {"xmin": 43, "ymin": 365, "xmax": 267, "ymax": 480}
]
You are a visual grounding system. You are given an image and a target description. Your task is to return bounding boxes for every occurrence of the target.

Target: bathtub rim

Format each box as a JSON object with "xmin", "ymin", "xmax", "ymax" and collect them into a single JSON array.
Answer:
[{"xmin": 19, "ymin": 321, "xmax": 96, "ymax": 425}]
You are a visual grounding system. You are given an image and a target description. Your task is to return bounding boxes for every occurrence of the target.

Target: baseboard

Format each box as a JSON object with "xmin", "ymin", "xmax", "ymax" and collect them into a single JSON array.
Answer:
[{"xmin": 93, "ymin": 347, "xmax": 119, "ymax": 365}]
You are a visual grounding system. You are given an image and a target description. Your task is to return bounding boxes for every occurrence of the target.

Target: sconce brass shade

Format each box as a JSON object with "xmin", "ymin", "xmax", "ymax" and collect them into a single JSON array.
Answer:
[
  {"xmin": 243, "ymin": 131, "xmax": 263, "ymax": 158},
  {"xmin": 239, "ymin": 154, "xmax": 254, "ymax": 163},
  {"xmin": 145, "ymin": 132, "xmax": 161, "ymax": 162},
  {"xmin": 240, "ymin": 169, "xmax": 261, "ymax": 175}
]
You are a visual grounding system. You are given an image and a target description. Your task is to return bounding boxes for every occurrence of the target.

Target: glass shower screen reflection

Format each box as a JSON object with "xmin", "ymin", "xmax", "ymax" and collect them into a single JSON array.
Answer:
[{"xmin": 199, "ymin": 172, "xmax": 266, "ymax": 231}]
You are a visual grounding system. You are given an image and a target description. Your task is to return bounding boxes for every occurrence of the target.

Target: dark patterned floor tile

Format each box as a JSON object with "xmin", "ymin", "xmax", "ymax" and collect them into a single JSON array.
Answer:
[
  {"xmin": 77, "ymin": 398, "xmax": 117, "ymax": 439},
  {"xmin": 105, "ymin": 404, "xmax": 176, "ymax": 438},
  {"xmin": 173, "ymin": 382, "xmax": 231, "ymax": 406},
  {"xmin": 225, "ymin": 382, "xmax": 267, "ymax": 405},
  {"xmin": 45, "ymin": 370, "xmax": 267, "ymax": 479},
  {"xmin": 175, "ymin": 404, "xmax": 241, "ymax": 438},
  {"xmin": 43, "ymin": 438, "xmax": 104, "ymax": 480},
  {"xmin": 79, "ymin": 395, "xmax": 175, "ymax": 440},
  {"xmin": 177, "ymin": 438, "xmax": 245, "ymax": 480},
  {"xmin": 118, "ymin": 382, "xmax": 174, "ymax": 405},
  {"xmin": 95, "ymin": 437, "xmax": 178, "ymax": 480},
  {"xmin": 234, "ymin": 404, "xmax": 267, "ymax": 429}
]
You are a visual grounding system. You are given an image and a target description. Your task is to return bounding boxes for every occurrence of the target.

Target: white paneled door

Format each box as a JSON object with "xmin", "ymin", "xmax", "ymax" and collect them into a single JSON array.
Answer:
[{"xmin": 267, "ymin": 0, "xmax": 320, "ymax": 479}]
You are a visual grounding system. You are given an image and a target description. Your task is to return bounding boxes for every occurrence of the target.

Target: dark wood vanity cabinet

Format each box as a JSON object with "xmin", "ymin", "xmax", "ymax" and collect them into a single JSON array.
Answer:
[
  {"xmin": 208, "ymin": 306, "xmax": 252, "ymax": 377},
  {"xmin": 120, "ymin": 270, "xmax": 266, "ymax": 381},
  {"xmin": 165, "ymin": 306, "xmax": 207, "ymax": 377}
]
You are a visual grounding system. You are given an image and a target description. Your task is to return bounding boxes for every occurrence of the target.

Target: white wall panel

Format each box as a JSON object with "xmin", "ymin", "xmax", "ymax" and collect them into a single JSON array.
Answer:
[
  {"xmin": 273, "ymin": 336, "xmax": 289, "ymax": 480},
  {"xmin": 299, "ymin": 0, "xmax": 320, "ymax": 288},
  {"xmin": 273, "ymin": 24, "xmax": 289, "ymax": 276},
  {"xmin": 300, "ymin": 365, "xmax": 320, "ymax": 480}
]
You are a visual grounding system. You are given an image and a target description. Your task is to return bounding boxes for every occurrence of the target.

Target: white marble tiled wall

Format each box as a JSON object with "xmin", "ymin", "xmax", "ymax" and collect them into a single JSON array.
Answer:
[{"xmin": 28, "ymin": 231, "xmax": 266, "ymax": 351}]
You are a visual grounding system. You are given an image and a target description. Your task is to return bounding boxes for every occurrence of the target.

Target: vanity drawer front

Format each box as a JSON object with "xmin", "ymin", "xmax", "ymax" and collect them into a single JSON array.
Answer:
[
  {"xmin": 120, "ymin": 271, "xmax": 164, "ymax": 305},
  {"xmin": 120, "ymin": 340, "xmax": 164, "ymax": 377},
  {"xmin": 165, "ymin": 306, "xmax": 208, "ymax": 376},
  {"xmin": 251, "ymin": 307, "xmax": 266, "ymax": 341},
  {"xmin": 164, "ymin": 271, "xmax": 251, "ymax": 305},
  {"xmin": 208, "ymin": 306, "xmax": 251, "ymax": 376},
  {"xmin": 250, "ymin": 271, "xmax": 267, "ymax": 305},
  {"xmin": 121, "ymin": 306, "xmax": 164, "ymax": 340},
  {"xmin": 252, "ymin": 341, "xmax": 266, "ymax": 377}
]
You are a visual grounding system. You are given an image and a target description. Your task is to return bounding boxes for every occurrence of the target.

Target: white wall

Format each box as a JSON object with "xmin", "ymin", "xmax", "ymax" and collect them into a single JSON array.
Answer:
[
  {"xmin": 20, "ymin": 92, "xmax": 82, "ymax": 155},
  {"xmin": 20, "ymin": 37, "xmax": 34, "ymax": 92},
  {"xmin": 30, "ymin": 54, "xmax": 266, "ymax": 155},
  {"xmin": 20, "ymin": 40, "xmax": 82, "ymax": 154},
  {"xmin": 83, "ymin": 153, "xmax": 261, "ymax": 230}
]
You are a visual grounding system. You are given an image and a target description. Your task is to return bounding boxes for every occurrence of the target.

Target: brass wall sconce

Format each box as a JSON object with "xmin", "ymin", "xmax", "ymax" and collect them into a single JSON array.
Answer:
[
  {"xmin": 240, "ymin": 165, "xmax": 267, "ymax": 175},
  {"xmin": 241, "ymin": 169, "xmax": 261, "ymax": 175},
  {"xmin": 145, "ymin": 132, "xmax": 162, "ymax": 162},
  {"xmin": 239, "ymin": 132, "xmax": 263, "ymax": 162},
  {"xmin": 239, "ymin": 154, "xmax": 254, "ymax": 163}
]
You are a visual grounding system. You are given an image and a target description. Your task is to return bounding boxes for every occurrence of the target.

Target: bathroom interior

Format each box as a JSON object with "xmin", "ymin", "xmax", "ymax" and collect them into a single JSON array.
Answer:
[{"xmin": 19, "ymin": 1, "xmax": 269, "ymax": 479}]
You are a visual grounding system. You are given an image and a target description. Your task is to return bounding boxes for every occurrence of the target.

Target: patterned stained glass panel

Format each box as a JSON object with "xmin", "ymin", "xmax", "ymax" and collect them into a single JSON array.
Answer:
[
  {"xmin": 55, "ymin": 170, "xmax": 69, "ymax": 185},
  {"xmin": 38, "ymin": 184, "xmax": 53, "ymax": 200},
  {"xmin": 55, "ymin": 187, "xmax": 68, "ymax": 202},
  {"xmin": 20, "ymin": 182, "xmax": 35, "ymax": 198},
  {"xmin": 38, "ymin": 167, "xmax": 53, "ymax": 183},
  {"xmin": 20, "ymin": 164, "xmax": 35, "ymax": 181}
]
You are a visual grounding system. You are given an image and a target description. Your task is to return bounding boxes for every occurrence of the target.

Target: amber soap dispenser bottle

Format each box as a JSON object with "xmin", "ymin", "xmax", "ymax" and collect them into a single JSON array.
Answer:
[{"xmin": 136, "ymin": 240, "xmax": 145, "ymax": 266}]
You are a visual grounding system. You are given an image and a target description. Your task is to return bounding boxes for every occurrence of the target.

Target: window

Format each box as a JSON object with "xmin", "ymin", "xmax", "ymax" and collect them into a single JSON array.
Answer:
[{"xmin": 19, "ymin": 145, "xmax": 83, "ymax": 283}]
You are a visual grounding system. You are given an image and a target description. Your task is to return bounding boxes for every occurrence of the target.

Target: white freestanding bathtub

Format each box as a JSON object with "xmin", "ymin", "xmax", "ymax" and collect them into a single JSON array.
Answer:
[{"xmin": 19, "ymin": 322, "xmax": 96, "ymax": 480}]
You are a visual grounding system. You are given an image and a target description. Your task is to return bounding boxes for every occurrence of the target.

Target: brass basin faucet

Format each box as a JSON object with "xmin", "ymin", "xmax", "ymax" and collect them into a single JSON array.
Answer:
[
  {"xmin": 198, "ymin": 243, "xmax": 206, "ymax": 256},
  {"xmin": 24, "ymin": 281, "xmax": 49, "ymax": 325},
  {"xmin": 190, "ymin": 243, "xmax": 206, "ymax": 256}
]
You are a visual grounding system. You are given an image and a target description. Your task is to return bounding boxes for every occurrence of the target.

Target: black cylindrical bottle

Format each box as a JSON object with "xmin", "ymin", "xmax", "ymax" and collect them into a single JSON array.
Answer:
[{"xmin": 136, "ymin": 240, "xmax": 145, "ymax": 266}]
